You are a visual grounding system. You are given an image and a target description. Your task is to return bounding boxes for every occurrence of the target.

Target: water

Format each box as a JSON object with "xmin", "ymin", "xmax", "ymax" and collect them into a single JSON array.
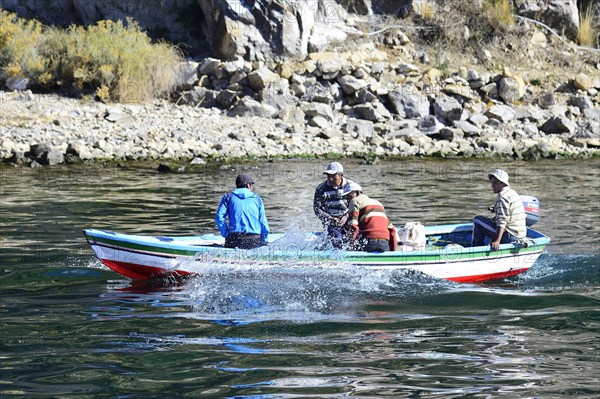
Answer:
[{"xmin": 1, "ymin": 158, "xmax": 598, "ymax": 398}]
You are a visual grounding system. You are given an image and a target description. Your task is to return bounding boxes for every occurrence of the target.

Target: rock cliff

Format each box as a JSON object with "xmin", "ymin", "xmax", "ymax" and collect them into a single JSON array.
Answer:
[{"xmin": 0, "ymin": 0, "xmax": 596, "ymax": 60}]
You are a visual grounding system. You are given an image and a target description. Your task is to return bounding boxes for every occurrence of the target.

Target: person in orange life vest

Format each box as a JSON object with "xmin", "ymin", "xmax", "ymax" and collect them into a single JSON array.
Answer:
[{"xmin": 341, "ymin": 182, "xmax": 392, "ymax": 253}]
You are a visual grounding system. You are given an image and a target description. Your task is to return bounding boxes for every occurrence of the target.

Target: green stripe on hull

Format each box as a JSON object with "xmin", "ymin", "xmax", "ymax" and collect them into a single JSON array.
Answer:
[
  {"xmin": 344, "ymin": 245, "xmax": 546, "ymax": 263},
  {"xmin": 90, "ymin": 236, "xmax": 199, "ymax": 256}
]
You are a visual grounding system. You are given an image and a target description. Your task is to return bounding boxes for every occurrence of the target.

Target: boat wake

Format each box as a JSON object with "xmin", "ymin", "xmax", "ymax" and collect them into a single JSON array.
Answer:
[
  {"xmin": 93, "ymin": 251, "xmax": 598, "ymax": 324},
  {"xmin": 515, "ymin": 252, "xmax": 600, "ymax": 289},
  {"xmin": 182, "ymin": 263, "xmax": 456, "ymax": 321},
  {"xmin": 97, "ymin": 261, "xmax": 456, "ymax": 323}
]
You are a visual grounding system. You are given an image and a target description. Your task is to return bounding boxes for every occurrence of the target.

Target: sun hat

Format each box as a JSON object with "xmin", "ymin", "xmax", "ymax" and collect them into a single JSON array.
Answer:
[
  {"xmin": 341, "ymin": 182, "xmax": 362, "ymax": 196},
  {"xmin": 488, "ymin": 169, "xmax": 510, "ymax": 186},
  {"xmin": 323, "ymin": 162, "xmax": 344, "ymax": 175},
  {"xmin": 236, "ymin": 173, "xmax": 255, "ymax": 187}
]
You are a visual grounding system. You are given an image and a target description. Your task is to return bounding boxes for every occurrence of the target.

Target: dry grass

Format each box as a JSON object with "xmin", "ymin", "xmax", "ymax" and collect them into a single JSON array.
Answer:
[
  {"xmin": 577, "ymin": 6, "xmax": 598, "ymax": 47},
  {"xmin": 417, "ymin": 1, "xmax": 436, "ymax": 20},
  {"xmin": 405, "ymin": 0, "xmax": 518, "ymax": 49},
  {"xmin": 0, "ymin": 11, "xmax": 184, "ymax": 102},
  {"xmin": 484, "ymin": 0, "xmax": 514, "ymax": 30}
]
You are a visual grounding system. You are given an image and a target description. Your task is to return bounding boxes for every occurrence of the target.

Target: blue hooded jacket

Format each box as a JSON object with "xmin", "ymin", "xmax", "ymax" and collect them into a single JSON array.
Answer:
[{"xmin": 215, "ymin": 188, "xmax": 269, "ymax": 243}]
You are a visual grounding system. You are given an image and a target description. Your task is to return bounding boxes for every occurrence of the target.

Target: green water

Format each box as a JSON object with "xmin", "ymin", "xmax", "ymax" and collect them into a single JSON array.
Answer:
[{"xmin": 1, "ymin": 159, "xmax": 598, "ymax": 398}]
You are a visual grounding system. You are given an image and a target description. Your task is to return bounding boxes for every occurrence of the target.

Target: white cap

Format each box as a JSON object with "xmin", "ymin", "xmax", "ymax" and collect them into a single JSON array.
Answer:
[
  {"xmin": 341, "ymin": 182, "xmax": 362, "ymax": 196},
  {"xmin": 323, "ymin": 162, "xmax": 344, "ymax": 175},
  {"xmin": 488, "ymin": 169, "xmax": 510, "ymax": 186}
]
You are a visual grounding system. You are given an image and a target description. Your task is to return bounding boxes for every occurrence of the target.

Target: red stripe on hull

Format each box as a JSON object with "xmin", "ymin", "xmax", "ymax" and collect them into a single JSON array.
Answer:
[
  {"xmin": 447, "ymin": 267, "xmax": 529, "ymax": 283},
  {"xmin": 101, "ymin": 259, "xmax": 193, "ymax": 280}
]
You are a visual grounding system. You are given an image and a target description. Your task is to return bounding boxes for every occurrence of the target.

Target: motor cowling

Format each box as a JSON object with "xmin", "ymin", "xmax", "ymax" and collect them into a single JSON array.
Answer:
[{"xmin": 520, "ymin": 195, "xmax": 540, "ymax": 226}]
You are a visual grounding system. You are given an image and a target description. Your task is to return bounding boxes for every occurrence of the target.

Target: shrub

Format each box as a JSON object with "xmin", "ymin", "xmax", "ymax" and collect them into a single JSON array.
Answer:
[
  {"xmin": 577, "ymin": 6, "xmax": 598, "ymax": 47},
  {"xmin": 0, "ymin": 11, "xmax": 48, "ymax": 83},
  {"xmin": 0, "ymin": 12, "xmax": 184, "ymax": 102}
]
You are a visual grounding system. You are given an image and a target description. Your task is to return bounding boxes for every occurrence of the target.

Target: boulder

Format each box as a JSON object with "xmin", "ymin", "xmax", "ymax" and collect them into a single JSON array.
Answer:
[
  {"xmin": 433, "ymin": 95, "xmax": 463, "ymax": 122},
  {"xmin": 178, "ymin": 61, "xmax": 200, "ymax": 89},
  {"xmin": 308, "ymin": 115, "xmax": 331, "ymax": 129},
  {"xmin": 6, "ymin": 75, "xmax": 29, "ymax": 91},
  {"xmin": 396, "ymin": 63, "xmax": 420, "ymax": 76},
  {"xmin": 227, "ymin": 98, "xmax": 278, "ymax": 118},
  {"xmin": 178, "ymin": 87, "xmax": 219, "ymax": 108},
  {"xmin": 435, "ymin": 127, "xmax": 465, "ymax": 142},
  {"xmin": 583, "ymin": 108, "xmax": 600, "ymax": 120},
  {"xmin": 417, "ymin": 115, "xmax": 444, "ymax": 134},
  {"xmin": 348, "ymin": 88, "xmax": 377, "ymax": 106},
  {"xmin": 303, "ymin": 81, "xmax": 341, "ymax": 104},
  {"xmin": 469, "ymin": 114, "xmax": 489, "ymax": 127},
  {"xmin": 198, "ymin": 58, "xmax": 222, "ymax": 76},
  {"xmin": 479, "ymin": 82, "xmax": 499, "ymax": 100},
  {"xmin": 568, "ymin": 95, "xmax": 593, "ymax": 110},
  {"xmin": 301, "ymin": 102, "xmax": 335, "ymax": 122},
  {"xmin": 343, "ymin": 118, "xmax": 375, "ymax": 139},
  {"xmin": 476, "ymin": 136, "xmax": 514, "ymax": 156},
  {"xmin": 442, "ymin": 84, "xmax": 478, "ymax": 102},
  {"xmin": 387, "ymin": 88, "xmax": 430, "ymax": 118},
  {"xmin": 574, "ymin": 73, "xmax": 595, "ymax": 92},
  {"xmin": 247, "ymin": 67, "xmax": 280, "ymax": 91},
  {"xmin": 351, "ymin": 102, "xmax": 391, "ymax": 122},
  {"xmin": 312, "ymin": 52, "xmax": 345, "ymax": 75},
  {"xmin": 498, "ymin": 76, "xmax": 526, "ymax": 104},
  {"xmin": 538, "ymin": 91, "xmax": 557, "ymax": 109},
  {"xmin": 515, "ymin": 0, "xmax": 579, "ymax": 40},
  {"xmin": 453, "ymin": 120, "xmax": 481, "ymax": 136},
  {"xmin": 540, "ymin": 115, "xmax": 578, "ymax": 134},
  {"xmin": 477, "ymin": 46, "xmax": 492, "ymax": 63},
  {"xmin": 216, "ymin": 89, "xmax": 238, "ymax": 108},
  {"xmin": 308, "ymin": 23, "xmax": 349, "ymax": 53},
  {"xmin": 104, "ymin": 108, "xmax": 134, "ymax": 125},
  {"xmin": 337, "ymin": 75, "xmax": 368, "ymax": 95},
  {"xmin": 66, "ymin": 141, "xmax": 94, "ymax": 160},
  {"xmin": 259, "ymin": 80, "xmax": 295, "ymax": 110},
  {"xmin": 529, "ymin": 30, "xmax": 547, "ymax": 48},
  {"xmin": 485, "ymin": 105, "xmax": 515, "ymax": 123},
  {"xmin": 27, "ymin": 143, "xmax": 64, "ymax": 165}
]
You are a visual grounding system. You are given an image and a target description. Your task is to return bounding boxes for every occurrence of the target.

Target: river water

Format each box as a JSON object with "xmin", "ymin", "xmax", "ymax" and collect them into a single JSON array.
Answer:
[{"xmin": 1, "ymin": 158, "xmax": 598, "ymax": 398}]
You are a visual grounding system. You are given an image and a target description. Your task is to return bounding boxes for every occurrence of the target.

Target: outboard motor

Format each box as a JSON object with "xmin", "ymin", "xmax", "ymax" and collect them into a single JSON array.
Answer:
[{"xmin": 520, "ymin": 195, "xmax": 540, "ymax": 226}]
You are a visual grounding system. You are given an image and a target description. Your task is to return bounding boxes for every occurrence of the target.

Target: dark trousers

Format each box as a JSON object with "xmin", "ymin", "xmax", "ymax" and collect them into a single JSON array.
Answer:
[
  {"xmin": 326, "ymin": 225, "xmax": 344, "ymax": 249},
  {"xmin": 225, "ymin": 233, "xmax": 263, "ymax": 249},
  {"xmin": 356, "ymin": 237, "xmax": 390, "ymax": 253},
  {"xmin": 472, "ymin": 216, "xmax": 519, "ymax": 247}
]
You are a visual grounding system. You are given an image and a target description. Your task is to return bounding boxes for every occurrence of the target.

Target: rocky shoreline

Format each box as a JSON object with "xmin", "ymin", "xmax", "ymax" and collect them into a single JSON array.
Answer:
[{"xmin": 1, "ymin": 51, "xmax": 599, "ymax": 167}]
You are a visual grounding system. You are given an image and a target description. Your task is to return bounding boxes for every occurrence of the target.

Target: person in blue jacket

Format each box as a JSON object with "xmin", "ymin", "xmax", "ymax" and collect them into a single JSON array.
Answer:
[{"xmin": 216, "ymin": 173, "xmax": 269, "ymax": 249}]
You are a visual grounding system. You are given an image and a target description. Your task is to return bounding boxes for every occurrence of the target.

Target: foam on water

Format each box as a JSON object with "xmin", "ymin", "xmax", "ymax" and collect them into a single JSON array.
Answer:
[
  {"xmin": 175, "ymin": 257, "xmax": 456, "ymax": 324},
  {"xmin": 517, "ymin": 253, "xmax": 600, "ymax": 288}
]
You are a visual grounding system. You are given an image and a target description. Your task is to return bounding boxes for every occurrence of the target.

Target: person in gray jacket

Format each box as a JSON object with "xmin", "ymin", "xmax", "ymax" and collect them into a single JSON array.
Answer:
[
  {"xmin": 472, "ymin": 169, "xmax": 527, "ymax": 250},
  {"xmin": 313, "ymin": 162, "xmax": 356, "ymax": 249}
]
